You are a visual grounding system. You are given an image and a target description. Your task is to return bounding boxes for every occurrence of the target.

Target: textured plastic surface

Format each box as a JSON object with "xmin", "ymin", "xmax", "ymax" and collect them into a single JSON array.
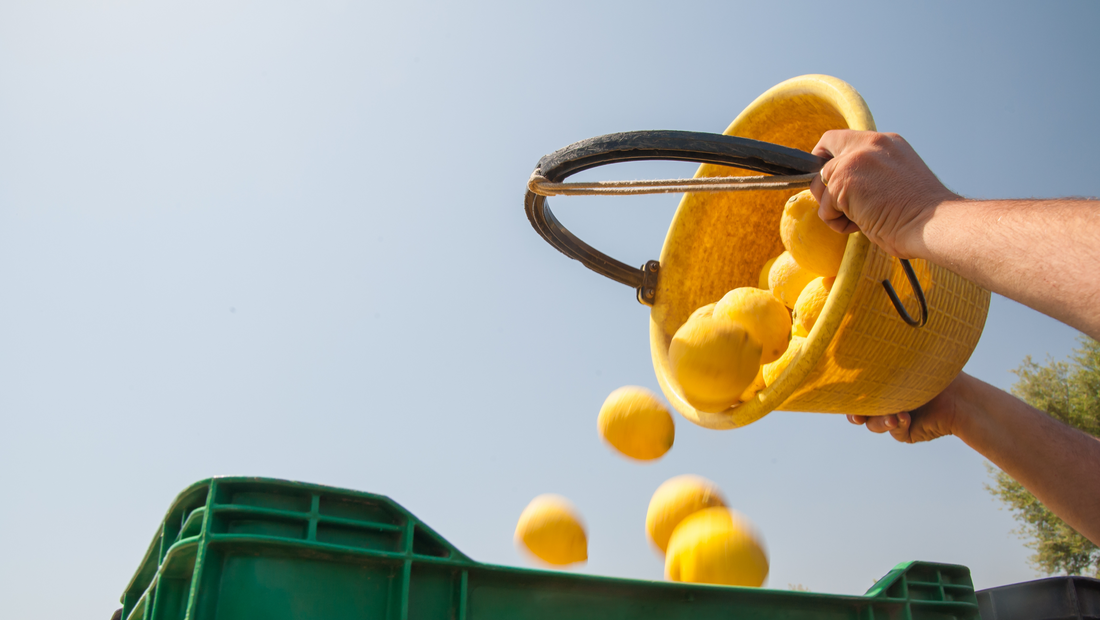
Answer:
[
  {"xmin": 978, "ymin": 576, "xmax": 1100, "ymax": 620},
  {"xmin": 119, "ymin": 477, "xmax": 981, "ymax": 620},
  {"xmin": 648, "ymin": 74, "xmax": 990, "ymax": 429}
]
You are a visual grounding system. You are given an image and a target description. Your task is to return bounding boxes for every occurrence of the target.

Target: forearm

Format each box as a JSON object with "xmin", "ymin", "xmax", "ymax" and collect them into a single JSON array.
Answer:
[
  {"xmin": 952, "ymin": 373, "xmax": 1100, "ymax": 545},
  {"xmin": 913, "ymin": 198, "xmax": 1100, "ymax": 340}
]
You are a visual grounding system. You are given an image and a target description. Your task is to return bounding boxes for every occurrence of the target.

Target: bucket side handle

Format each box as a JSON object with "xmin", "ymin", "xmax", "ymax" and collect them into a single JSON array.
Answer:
[
  {"xmin": 523, "ymin": 130, "xmax": 823, "ymax": 305},
  {"xmin": 883, "ymin": 259, "xmax": 929, "ymax": 327}
]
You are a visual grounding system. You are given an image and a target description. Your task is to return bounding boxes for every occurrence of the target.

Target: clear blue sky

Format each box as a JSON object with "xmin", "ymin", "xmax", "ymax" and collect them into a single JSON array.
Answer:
[{"xmin": 1, "ymin": 2, "xmax": 1097, "ymax": 618}]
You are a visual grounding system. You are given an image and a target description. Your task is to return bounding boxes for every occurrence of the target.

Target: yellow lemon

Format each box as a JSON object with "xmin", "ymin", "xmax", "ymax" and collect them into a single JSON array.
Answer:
[
  {"xmin": 665, "ymin": 507, "xmax": 769, "ymax": 587},
  {"xmin": 739, "ymin": 367, "xmax": 766, "ymax": 402},
  {"xmin": 714, "ymin": 287, "xmax": 792, "ymax": 364},
  {"xmin": 645, "ymin": 474, "xmax": 726, "ymax": 554},
  {"xmin": 780, "ymin": 190, "xmax": 849, "ymax": 277},
  {"xmin": 597, "ymin": 386, "xmax": 675, "ymax": 461},
  {"xmin": 762, "ymin": 335, "xmax": 805, "ymax": 387},
  {"xmin": 669, "ymin": 314, "xmax": 762, "ymax": 413},
  {"xmin": 792, "ymin": 323, "xmax": 809, "ymax": 338},
  {"xmin": 689, "ymin": 302, "xmax": 716, "ymax": 321},
  {"xmin": 792, "ymin": 276, "xmax": 835, "ymax": 337},
  {"xmin": 758, "ymin": 256, "xmax": 778, "ymax": 289},
  {"xmin": 515, "ymin": 495, "xmax": 587, "ymax": 566},
  {"xmin": 768, "ymin": 251, "xmax": 820, "ymax": 310}
]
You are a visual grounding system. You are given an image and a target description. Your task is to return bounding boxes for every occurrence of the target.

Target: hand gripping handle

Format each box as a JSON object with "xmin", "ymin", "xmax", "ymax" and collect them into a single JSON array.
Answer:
[{"xmin": 523, "ymin": 130, "xmax": 927, "ymax": 328}]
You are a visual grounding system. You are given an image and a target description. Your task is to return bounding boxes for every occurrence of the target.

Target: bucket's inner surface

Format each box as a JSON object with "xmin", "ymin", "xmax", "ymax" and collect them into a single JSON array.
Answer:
[{"xmin": 651, "ymin": 91, "xmax": 852, "ymax": 359}]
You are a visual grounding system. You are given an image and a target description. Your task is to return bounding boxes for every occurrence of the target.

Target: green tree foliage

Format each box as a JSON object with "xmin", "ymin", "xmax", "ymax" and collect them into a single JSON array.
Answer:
[{"xmin": 986, "ymin": 336, "xmax": 1100, "ymax": 576}]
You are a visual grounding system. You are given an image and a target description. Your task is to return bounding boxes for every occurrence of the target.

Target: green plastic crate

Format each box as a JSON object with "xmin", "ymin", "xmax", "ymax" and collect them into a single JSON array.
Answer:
[{"xmin": 117, "ymin": 477, "xmax": 981, "ymax": 620}]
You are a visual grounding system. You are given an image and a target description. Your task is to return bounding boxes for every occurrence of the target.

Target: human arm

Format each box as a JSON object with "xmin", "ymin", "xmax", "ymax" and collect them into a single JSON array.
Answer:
[
  {"xmin": 808, "ymin": 130, "xmax": 1100, "ymax": 341},
  {"xmin": 849, "ymin": 372, "xmax": 1100, "ymax": 545}
]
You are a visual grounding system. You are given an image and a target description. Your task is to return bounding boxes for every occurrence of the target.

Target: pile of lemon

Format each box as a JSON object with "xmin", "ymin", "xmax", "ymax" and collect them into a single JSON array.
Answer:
[
  {"xmin": 514, "ymin": 190, "xmax": 848, "ymax": 588},
  {"xmin": 673, "ymin": 189, "xmax": 846, "ymax": 412}
]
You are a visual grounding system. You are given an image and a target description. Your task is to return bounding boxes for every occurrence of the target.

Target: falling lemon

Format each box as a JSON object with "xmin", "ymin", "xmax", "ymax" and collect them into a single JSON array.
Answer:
[
  {"xmin": 714, "ymin": 287, "xmax": 792, "ymax": 364},
  {"xmin": 792, "ymin": 276, "xmax": 835, "ymax": 337},
  {"xmin": 762, "ymin": 335, "xmax": 805, "ymax": 387},
  {"xmin": 515, "ymin": 495, "xmax": 587, "ymax": 566},
  {"xmin": 646, "ymin": 475, "xmax": 726, "ymax": 554},
  {"xmin": 597, "ymin": 387, "xmax": 674, "ymax": 462},
  {"xmin": 669, "ymin": 313, "xmax": 762, "ymax": 413},
  {"xmin": 780, "ymin": 190, "xmax": 849, "ymax": 277},
  {"xmin": 665, "ymin": 507, "xmax": 769, "ymax": 587},
  {"xmin": 768, "ymin": 251, "xmax": 820, "ymax": 310}
]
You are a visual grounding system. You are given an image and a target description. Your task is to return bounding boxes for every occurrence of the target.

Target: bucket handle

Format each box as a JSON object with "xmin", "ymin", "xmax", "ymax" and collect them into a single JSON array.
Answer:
[
  {"xmin": 524, "ymin": 130, "xmax": 929, "ymax": 328},
  {"xmin": 524, "ymin": 130, "xmax": 823, "ymax": 304},
  {"xmin": 883, "ymin": 259, "xmax": 929, "ymax": 327}
]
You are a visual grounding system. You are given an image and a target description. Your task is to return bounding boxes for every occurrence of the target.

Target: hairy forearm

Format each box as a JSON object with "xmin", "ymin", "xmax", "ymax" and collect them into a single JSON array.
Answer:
[
  {"xmin": 953, "ymin": 374, "xmax": 1100, "ymax": 545},
  {"xmin": 914, "ymin": 198, "xmax": 1100, "ymax": 340}
]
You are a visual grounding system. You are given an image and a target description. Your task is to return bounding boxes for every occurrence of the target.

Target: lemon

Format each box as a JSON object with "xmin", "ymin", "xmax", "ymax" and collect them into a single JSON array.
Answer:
[
  {"xmin": 597, "ymin": 386, "xmax": 675, "ymax": 461},
  {"xmin": 739, "ymin": 367, "xmax": 766, "ymax": 402},
  {"xmin": 515, "ymin": 494, "xmax": 587, "ymax": 566},
  {"xmin": 665, "ymin": 507, "xmax": 769, "ymax": 587},
  {"xmin": 758, "ymin": 256, "xmax": 778, "ymax": 289},
  {"xmin": 762, "ymin": 335, "xmax": 805, "ymax": 387},
  {"xmin": 714, "ymin": 287, "xmax": 792, "ymax": 364},
  {"xmin": 792, "ymin": 276, "xmax": 835, "ymax": 337},
  {"xmin": 669, "ymin": 313, "xmax": 762, "ymax": 413},
  {"xmin": 780, "ymin": 190, "xmax": 848, "ymax": 277},
  {"xmin": 792, "ymin": 323, "xmax": 809, "ymax": 338},
  {"xmin": 645, "ymin": 474, "xmax": 726, "ymax": 553},
  {"xmin": 689, "ymin": 302, "xmax": 716, "ymax": 322},
  {"xmin": 768, "ymin": 251, "xmax": 820, "ymax": 310}
]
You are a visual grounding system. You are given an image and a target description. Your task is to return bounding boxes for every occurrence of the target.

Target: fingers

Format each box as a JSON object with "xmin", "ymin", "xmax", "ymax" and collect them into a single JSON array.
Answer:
[
  {"xmin": 809, "ymin": 170, "xmax": 827, "ymax": 202},
  {"xmin": 846, "ymin": 412, "xmax": 916, "ymax": 444},
  {"xmin": 814, "ymin": 160, "xmax": 844, "ymax": 226},
  {"xmin": 864, "ymin": 415, "xmax": 899, "ymax": 433},
  {"xmin": 889, "ymin": 411, "xmax": 913, "ymax": 443},
  {"xmin": 811, "ymin": 129, "xmax": 852, "ymax": 159},
  {"xmin": 811, "ymin": 139, "xmax": 861, "ymax": 235},
  {"xmin": 848, "ymin": 414, "xmax": 899, "ymax": 433}
]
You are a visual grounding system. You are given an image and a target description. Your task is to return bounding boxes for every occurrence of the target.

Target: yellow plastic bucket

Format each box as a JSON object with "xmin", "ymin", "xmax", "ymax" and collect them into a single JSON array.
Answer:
[
  {"xmin": 524, "ymin": 74, "xmax": 991, "ymax": 430},
  {"xmin": 648, "ymin": 74, "xmax": 990, "ymax": 429}
]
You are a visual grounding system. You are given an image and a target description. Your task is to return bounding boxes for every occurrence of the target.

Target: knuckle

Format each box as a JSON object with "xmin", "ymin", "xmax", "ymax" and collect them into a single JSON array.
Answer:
[
  {"xmin": 846, "ymin": 151, "xmax": 872, "ymax": 169},
  {"xmin": 869, "ymin": 132, "xmax": 898, "ymax": 148}
]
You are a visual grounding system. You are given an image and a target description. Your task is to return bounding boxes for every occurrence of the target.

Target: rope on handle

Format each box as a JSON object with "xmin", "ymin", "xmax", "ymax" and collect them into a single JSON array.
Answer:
[{"xmin": 528, "ymin": 172, "xmax": 817, "ymax": 197}]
